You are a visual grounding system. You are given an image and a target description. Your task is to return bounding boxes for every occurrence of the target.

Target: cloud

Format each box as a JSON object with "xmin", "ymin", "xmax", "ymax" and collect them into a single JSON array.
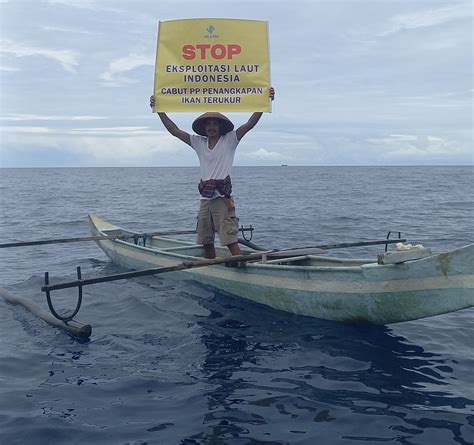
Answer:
[
  {"xmin": 1, "ymin": 126, "xmax": 54, "ymax": 134},
  {"xmin": 70, "ymin": 126, "xmax": 154, "ymax": 135},
  {"xmin": 66, "ymin": 135, "xmax": 183, "ymax": 163},
  {"xmin": 424, "ymin": 136, "xmax": 464, "ymax": 156},
  {"xmin": 0, "ymin": 64, "xmax": 20, "ymax": 72},
  {"xmin": 0, "ymin": 39, "xmax": 79, "ymax": 73},
  {"xmin": 367, "ymin": 134, "xmax": 465, "ymax": 160},
  {"xmin": 40, "ymin": 25, "xmax": 102, "ymax": 36},
  {"xmin": 0, "ymin": 114, "xmax": 107, "ymax": 121},
  {"xmin": 245, "ymin": 148, "xmax": 288, "ymax": 161},
  {"xmin": 100, "ymin": 52, "xmax": 154, "ymax": 86},
  {"xmin": 47, "ymin": 0, "xmax": 98, "ymax": 8},
  {"xmin": 380, "ymin": 4, "xmax": 471, "ymax": 36},
  {"xmin": 46, "ymin": 0, "xmax": 123, "ymax": 13},
  {"xmin": 0, "ymin": 125, "xmax": 186, "ymax": 165},
  {"xmin": 382, "ymin": 134, "xmax": 418, "ymax": 142}
]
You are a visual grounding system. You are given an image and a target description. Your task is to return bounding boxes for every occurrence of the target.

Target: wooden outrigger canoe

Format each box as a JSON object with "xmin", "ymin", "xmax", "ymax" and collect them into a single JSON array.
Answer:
[{"xmin": 88, "ymin": 214, "xmax": 474, "ymax": 325}]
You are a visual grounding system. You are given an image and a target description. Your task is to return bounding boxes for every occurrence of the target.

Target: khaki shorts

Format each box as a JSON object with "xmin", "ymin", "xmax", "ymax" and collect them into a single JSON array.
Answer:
[{"xmin": 196, "ymin": 197, "xmax": 239, "ymax": 246}]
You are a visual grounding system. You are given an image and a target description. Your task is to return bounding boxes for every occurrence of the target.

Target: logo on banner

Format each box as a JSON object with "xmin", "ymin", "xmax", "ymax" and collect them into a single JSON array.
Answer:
[{"xmin": 205, "ymin": 25, "xmax": 218, "ymax": 39}]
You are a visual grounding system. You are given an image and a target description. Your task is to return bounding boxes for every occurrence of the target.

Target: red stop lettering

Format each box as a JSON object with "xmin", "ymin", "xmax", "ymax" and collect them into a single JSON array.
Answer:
[
  {"xmin": 228, "ymin": 44, "xmax": 241, "ymax": 58},
  {"xmin": 182, "ymin": 44, "xmax": 242, "ymax": 60}
]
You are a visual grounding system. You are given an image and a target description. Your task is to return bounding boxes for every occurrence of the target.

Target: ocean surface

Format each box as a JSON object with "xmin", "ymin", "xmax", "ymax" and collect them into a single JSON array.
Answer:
[{"xmin": 0, "ymin": 166, "xmax": 473, "ymax": 445}]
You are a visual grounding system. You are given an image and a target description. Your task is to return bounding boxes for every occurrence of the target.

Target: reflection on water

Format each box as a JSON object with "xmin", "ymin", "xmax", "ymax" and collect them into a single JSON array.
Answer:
[{"xmin": 183, "ymin": 291, "xmax": 473, "ymax": 444}]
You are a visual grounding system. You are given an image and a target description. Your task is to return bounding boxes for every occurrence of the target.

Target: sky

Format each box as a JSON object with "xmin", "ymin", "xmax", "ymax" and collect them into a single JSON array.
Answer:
[{"xmin": 0, "ymin": 0, "xmax": 472, "ymax": 167}]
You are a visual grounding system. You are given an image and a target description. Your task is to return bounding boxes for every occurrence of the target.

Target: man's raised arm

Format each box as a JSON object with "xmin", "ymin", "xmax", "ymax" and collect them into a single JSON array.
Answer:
[
  {"xmin": 235, "ymin": 87, "xmax": 275, "ymax": 141},
  {"xmin": 150, "ymin": 95, "xmax": 191, "ymax": 146}
]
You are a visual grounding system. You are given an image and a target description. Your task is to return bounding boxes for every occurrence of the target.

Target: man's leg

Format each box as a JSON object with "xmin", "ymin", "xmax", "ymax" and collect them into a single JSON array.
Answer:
[
  {"xmin": 227, "ymin": 242, "xmax": 241, "ymax": 256},
  {"xmin": 213, "ymin": 197, "xmax": 241, "ymax": 256},
  {"xmin": 203, "ymin": 243, "xmax": 216, "ymax": 259},
  {"xmin": 197, "ymin": 200, "xmax": 216, "ymax": 258}
]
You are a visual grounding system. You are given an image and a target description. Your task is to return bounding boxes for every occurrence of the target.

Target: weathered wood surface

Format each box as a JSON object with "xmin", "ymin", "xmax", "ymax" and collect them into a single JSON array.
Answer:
[{"xmin": 0, "ymin": 288, "xmax": 91, "ymax": 339}]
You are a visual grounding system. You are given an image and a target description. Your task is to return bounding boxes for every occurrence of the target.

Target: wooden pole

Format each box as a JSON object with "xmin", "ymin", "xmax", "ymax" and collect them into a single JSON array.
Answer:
[
  {"xmin": 297, "ymin": 238, "xmax": 406, "ymax": 251},
  {"xmin": 0, "ymin": 228, "xmax": 256, "ymax": 249},
  {"xmin": 0, "ymin": 230, "xmax": 197, "ymax": 248},
  {"xmin": 0, "ymin": 288, "xmax": 92, "ymax": 339},
  {"xmin": 41, "ymin": 251, "xmax": 275, "ymax": 292}
]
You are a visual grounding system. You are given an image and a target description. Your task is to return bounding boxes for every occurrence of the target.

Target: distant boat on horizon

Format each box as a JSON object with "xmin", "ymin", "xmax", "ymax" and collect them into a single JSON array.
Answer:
[{"xmin": 281, "ymin": 164, "xmax": 288, "ymax": 167}]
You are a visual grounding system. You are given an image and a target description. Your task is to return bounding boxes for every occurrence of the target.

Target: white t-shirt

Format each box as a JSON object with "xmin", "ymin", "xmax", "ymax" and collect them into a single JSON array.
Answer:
[{"xmin": 191, "ymin": 131, "xmax": 240, "ymax": 198}]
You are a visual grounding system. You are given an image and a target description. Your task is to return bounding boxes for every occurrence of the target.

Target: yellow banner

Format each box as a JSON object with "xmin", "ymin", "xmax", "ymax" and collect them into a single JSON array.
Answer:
[{"xmin": 153, "ymin": 18, "xmax": 271, "ymax": 112}]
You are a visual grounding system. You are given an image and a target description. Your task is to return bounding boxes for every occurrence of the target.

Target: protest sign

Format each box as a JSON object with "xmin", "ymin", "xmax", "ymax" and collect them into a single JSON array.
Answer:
[{"xmin": 153, "ymin": 18, "xmax": 270, "ymax": 112}]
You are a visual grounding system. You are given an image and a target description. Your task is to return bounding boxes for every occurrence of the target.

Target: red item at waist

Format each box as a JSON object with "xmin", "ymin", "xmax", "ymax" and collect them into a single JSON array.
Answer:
[{"xmin": 198, "ymin": 175, "xmax": 232, "ymax": 198}]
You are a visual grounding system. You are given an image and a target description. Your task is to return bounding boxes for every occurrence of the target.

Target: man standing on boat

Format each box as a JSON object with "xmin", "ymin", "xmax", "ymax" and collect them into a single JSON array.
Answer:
[{"xmin": 149, "ymin": 87, "xmax": 275, "ymax": 259}]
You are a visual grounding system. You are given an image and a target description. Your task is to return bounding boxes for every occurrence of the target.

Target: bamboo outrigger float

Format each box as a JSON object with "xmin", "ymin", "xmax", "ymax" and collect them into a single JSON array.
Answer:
[
  {"xmin": 39, "ymin": 214, "xmax": 474, "ymax": 326},
  {"xmin": 0, "ymin": 288, "xmax": 92, "ymax": 339}
]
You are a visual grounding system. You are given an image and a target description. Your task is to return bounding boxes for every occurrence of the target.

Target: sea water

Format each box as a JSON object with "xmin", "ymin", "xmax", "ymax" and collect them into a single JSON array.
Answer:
[{"xmin": 0, "ymin": 166, "xmax": 473, "ymax": 444}]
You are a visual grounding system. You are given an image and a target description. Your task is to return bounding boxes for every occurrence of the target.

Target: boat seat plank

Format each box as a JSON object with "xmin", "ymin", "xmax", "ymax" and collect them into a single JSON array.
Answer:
[
  {"xmin": 159, "ymin": 244, "xmax": 204, "ymax": 252},
  {"xmin": 265, "ymin": 255, "xmax": 312, "ymax": 264},
  {"xmin": 267, "ymin": 247, "xmax": 327, "ymax": 258}
]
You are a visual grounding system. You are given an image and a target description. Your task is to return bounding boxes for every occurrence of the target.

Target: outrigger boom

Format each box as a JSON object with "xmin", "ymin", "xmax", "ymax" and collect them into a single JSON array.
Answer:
[{"xmin": 0, "ymin": 227, "xmax": 255, "ymax": 249}]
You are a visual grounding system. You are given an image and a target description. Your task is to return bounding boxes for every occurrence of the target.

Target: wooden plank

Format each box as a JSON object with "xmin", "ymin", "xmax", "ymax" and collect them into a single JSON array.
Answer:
[
  {"xmin": 267, "ymin": 248, "xmax": 327, "ymax": 258},
  {"xmin": 265, "ymin": 255, "xmax": 312, "ymax": 264}
]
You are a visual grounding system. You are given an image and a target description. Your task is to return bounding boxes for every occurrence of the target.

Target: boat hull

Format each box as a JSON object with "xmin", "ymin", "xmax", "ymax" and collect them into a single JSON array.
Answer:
[{"xmin": 89, "ymin": 214, "xmax": 474, "ymax": 325}]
